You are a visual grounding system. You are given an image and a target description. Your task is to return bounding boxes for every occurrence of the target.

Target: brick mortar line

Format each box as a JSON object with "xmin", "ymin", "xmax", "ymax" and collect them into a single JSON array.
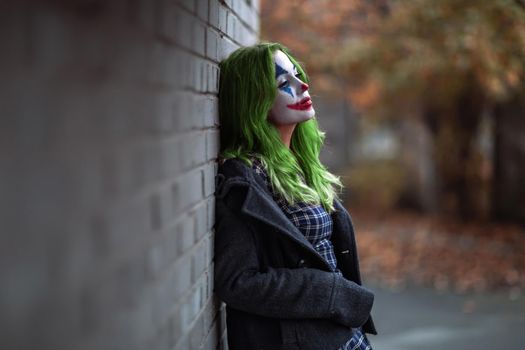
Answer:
[
  {"xmin": 193, "ymin": 294, "xmax": 223, "ymax": 349},
  {"xmin": 216, "ymin": 26, "xmax": 256, "ymax": 51},
  {"xmin": 140, "ymin": 245, "xmax": 213, "ymax": 331},
  {"xmin": 162, "ymin": 228, "xmax": 212, "ymax": 280},
  {"xmin": 64, "ymin": 178, "xmax": 213, "ymax": 290},
  {"xmin": 168, "ymin": 2, "xmax": 258, "ymax": 58},
  {"xmin": 167, "ymin": 263, "xmax": 213, "ymax": 328},
  {"xmin": 227, "ymin": 6, "xmax": 259, "ymax": 36},
  {"xmin": 218, "ymin": 0, "xmax": 259, "ymax": 34},
  {"xmin": 90, "ymin": 138, "xmax": 217, "ymax": 206},
  {"xmin": 156, "ymin": 35, "xmax": 219, "ymax": 64}
]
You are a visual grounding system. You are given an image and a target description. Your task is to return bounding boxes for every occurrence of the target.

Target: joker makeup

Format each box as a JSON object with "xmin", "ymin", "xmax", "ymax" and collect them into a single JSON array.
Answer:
[{"xmin": 267, "ymin": 50, "xmax": 315, "ymax": 126}]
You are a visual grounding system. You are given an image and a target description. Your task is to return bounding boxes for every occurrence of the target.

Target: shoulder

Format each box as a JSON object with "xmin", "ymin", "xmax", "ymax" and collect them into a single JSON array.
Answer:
[
  {"xmin": 215, "ymin": 158, "xmax": 254, "ymax": 208},
  {"xmin": 216, "ymin": 157, "xmax": 253, "ymax": 185},
  {"xmin": 215, "ymin": 157, "xmax": 272, "ymax": 211}
]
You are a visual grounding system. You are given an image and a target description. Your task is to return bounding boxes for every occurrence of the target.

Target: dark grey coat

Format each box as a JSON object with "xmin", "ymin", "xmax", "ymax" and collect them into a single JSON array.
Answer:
[{"xmin": 213, "ymin": 158, "xmax": 377, "ymax": 350}]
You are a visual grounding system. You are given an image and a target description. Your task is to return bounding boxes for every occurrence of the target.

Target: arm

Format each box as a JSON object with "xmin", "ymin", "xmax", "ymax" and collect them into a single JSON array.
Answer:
[{"xmin": 213, "ymin": 199, "xmax": 374, "ymax": 328}]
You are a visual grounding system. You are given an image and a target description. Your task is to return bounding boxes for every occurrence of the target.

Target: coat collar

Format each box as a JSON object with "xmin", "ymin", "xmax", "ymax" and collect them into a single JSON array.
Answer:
[{"xmin": 215, "ymin": 158, "xmax": 350, "ymax": 269}]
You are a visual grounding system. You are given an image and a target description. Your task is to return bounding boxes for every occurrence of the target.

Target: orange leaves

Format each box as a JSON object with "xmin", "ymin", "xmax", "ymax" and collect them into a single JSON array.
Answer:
[
  {"xmin": 347, "ymin": 80, "xmax": 381, "ymax": 109},
  {"xmin": 351, "ymin": 207, "xmax": 525, "ymax": 294},
  {"xmin": 261, "ymin": 0, "xmax": 525, "ymax": 117}
]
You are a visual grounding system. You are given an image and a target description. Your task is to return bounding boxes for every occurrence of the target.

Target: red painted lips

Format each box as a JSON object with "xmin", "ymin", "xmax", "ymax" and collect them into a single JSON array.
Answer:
[{"xmin": 287, "ymin": 97, "xmax": 313, "ymax": 111}]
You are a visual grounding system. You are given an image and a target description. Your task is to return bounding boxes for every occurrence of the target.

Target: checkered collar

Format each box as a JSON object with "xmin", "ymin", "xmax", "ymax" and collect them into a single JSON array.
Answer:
[{"xmin": 217, "ymin": 158, "xmax": 328, "ymax": 265}]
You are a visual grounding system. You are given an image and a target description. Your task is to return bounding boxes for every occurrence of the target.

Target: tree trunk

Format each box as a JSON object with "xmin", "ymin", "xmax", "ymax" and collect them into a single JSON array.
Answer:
[
  {"xmin": 492, "ymin": 94, "xmax": 525, "ymax": 225},
  {"xmin": 398, "ymin": 117, "xmax": 439, "ymax": 213},
  {"xmin": 426, "ymin": 87, "xmax": 485, "ymax": 221}
]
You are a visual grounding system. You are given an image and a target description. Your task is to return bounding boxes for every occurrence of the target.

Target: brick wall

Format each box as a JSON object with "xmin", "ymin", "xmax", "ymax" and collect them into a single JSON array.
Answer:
[{"xmin": 0, "ymin": 1, "xmax": 258, "ymax": 349}]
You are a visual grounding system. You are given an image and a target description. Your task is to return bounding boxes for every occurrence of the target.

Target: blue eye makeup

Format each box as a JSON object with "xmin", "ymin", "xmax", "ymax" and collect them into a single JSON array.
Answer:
[
  {"xmin": 278, "ymin": 81, "xmax": 294, "ymax": 97},
  {"xmin": 275, "ymin": 62, "xmax": 300, "ymax": 97}
]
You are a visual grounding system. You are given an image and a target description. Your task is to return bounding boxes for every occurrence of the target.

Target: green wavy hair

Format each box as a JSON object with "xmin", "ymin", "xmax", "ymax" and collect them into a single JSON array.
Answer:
[{"xmin": 218, "ymin": 42, "xmax": 342, "ymax": 213}]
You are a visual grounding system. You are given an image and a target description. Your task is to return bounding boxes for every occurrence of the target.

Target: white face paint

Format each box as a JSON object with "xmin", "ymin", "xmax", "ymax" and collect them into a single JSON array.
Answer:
[{"xmin": 267, "ymin": 50, "xmax": 315, "ymax": 126}]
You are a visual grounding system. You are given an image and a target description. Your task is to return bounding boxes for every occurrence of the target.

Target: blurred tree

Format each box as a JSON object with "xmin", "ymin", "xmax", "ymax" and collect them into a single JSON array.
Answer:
[
  {"xmin": 492, "ymin": 95, "xmax": 525, "ymax": 224},
  {"xmin": 261, "ymin": 0, "xmax": 388, "ymax": 94},
  {"xmin": 340, "ymin": 0, "xmax": 525, "ymax": 220},
  {"xmin": 261, "ymin": 0, "xmax": 525, "ymax": 221}
]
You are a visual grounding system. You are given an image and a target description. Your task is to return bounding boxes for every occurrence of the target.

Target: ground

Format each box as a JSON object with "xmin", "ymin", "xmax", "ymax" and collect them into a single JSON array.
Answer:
[
  {"xmin": 367, "ymin": 282, "xmax": 525, "ymax": 350},
  {"xmin": 350, "ymin": 208, "xmax": 525, "ymax": 349},
  {"xmin": 350, "ymin": 208, "xmax": 525, "ymax": 296}
]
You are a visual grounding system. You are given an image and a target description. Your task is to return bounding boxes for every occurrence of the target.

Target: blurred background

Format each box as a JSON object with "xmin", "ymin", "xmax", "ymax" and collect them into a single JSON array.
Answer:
[
  {"xmin": 261, "ymin": 0, "xmax": 525, "ymax": 348},
  {"xmin": 1, "ymin": 1, "xmax": 524, "ymax": 349}
]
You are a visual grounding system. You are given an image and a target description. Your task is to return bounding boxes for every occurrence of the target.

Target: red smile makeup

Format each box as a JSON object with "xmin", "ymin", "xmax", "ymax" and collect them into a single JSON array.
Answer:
[{"xmin": 287, "ymin": 97, "xmax": 313, "ymax": 111}]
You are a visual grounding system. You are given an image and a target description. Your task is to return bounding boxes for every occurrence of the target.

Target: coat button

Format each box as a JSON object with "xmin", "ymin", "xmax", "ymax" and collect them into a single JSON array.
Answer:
[{"xmin": 297, "ymin": 259, "xmax": 307, "ymax": 268}]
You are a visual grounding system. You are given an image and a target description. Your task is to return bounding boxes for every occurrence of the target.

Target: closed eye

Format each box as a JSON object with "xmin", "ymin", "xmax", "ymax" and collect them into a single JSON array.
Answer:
[{"xmin": 278, "ymin": 81, "xmax": 289, "ymax": 89}]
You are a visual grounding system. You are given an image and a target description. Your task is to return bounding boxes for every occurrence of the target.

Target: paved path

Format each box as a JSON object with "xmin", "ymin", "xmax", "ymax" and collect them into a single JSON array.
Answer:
[{"xmin": 365, "ymin": 282, "xmax": 525, "ymax": 350}]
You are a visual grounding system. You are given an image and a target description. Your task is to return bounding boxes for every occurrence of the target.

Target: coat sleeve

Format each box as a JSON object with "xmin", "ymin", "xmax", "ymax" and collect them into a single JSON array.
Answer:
[{"xmin": 213, "ymin": 198, "xmax": 375, "ymax": 328}]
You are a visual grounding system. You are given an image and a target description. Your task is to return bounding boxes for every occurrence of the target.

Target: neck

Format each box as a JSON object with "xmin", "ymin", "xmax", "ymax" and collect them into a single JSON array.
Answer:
[{"xmin": 275, "ymin": 124, "xmax": 296, "ymax": 149}]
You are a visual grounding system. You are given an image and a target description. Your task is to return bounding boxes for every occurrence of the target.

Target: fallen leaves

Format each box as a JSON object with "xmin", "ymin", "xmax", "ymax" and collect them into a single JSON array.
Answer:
[{"xmin": 350, "ymin": 207, "xmax": 525, "ymax": 296}]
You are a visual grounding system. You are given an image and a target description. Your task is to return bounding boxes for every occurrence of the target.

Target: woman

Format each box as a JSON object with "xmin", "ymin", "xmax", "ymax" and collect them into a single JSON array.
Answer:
[{"xmin": 214, "ymin": 42, "xmax": 377, "ymax": 350}]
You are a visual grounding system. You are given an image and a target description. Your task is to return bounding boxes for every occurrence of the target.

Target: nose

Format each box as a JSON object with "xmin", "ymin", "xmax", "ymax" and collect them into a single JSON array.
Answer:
[{"xmin": 300, "ymin": 82, "xmax": 309, "ymax": 92}]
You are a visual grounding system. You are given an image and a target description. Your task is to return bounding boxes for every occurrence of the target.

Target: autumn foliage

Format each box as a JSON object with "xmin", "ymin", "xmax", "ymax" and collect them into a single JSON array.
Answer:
[{"xmin": 261, "ymin": 0, "xmax": 525, "ymax": 220}]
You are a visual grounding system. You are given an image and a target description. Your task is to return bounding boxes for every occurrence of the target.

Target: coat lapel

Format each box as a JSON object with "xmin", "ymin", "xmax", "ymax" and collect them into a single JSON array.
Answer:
[
  {"xmin": 331, "ymin": 198, "xmax": 353, "ymax": 250},
  {"xmin": 218, "ymin": 158, "xmax": 345, "ymax": 270},
  {"xmin": 241, "ymin": 184, "xmax": 319, "ymax": 253},
  {"xmin": 330, "ymin": 198, "xmax": 363, "ymax": 284},
  {"xmin": 241, "ymin": 175, "xmax": 330, "ymax": 268}
]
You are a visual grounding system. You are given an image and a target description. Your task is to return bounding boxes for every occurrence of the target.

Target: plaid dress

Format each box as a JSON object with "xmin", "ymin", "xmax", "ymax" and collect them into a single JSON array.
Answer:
[{"xmin": 249, "ymin": 156, "xmax": 373, "ymax": 350}]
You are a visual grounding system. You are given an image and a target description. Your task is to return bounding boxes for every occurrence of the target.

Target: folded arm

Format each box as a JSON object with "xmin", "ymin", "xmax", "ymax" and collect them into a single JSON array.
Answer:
[{"xmin": 213, "ymin": 199, "xmax": 374, "ymax": 328}]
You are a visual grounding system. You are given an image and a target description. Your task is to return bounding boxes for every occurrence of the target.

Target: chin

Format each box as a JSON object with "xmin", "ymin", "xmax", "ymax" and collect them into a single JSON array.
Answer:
[
  {"xmin": 296, "ymin": 116, "xmax": 314, "ymax": 125},
  {"xmin": 302, "ymin": 109, "xmax": 315, "ymax": 121}
]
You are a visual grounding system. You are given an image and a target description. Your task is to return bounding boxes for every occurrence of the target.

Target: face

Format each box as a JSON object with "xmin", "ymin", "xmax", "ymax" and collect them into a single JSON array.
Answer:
[{"xmin": 267, "ymin": 50, "xmax": 315, "ymax": 126}]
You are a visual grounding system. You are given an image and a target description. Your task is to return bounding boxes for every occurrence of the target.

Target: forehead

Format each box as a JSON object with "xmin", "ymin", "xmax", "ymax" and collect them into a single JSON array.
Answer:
[{"xmin": 273, "ymin": 50, "xmax": 297, "ymax": 77}]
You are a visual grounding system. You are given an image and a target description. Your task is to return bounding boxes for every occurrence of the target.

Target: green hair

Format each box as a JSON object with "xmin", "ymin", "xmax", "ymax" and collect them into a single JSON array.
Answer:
[{"xmin": 218, "ymin": 42, "xmax": 343, "ymax": 213}]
